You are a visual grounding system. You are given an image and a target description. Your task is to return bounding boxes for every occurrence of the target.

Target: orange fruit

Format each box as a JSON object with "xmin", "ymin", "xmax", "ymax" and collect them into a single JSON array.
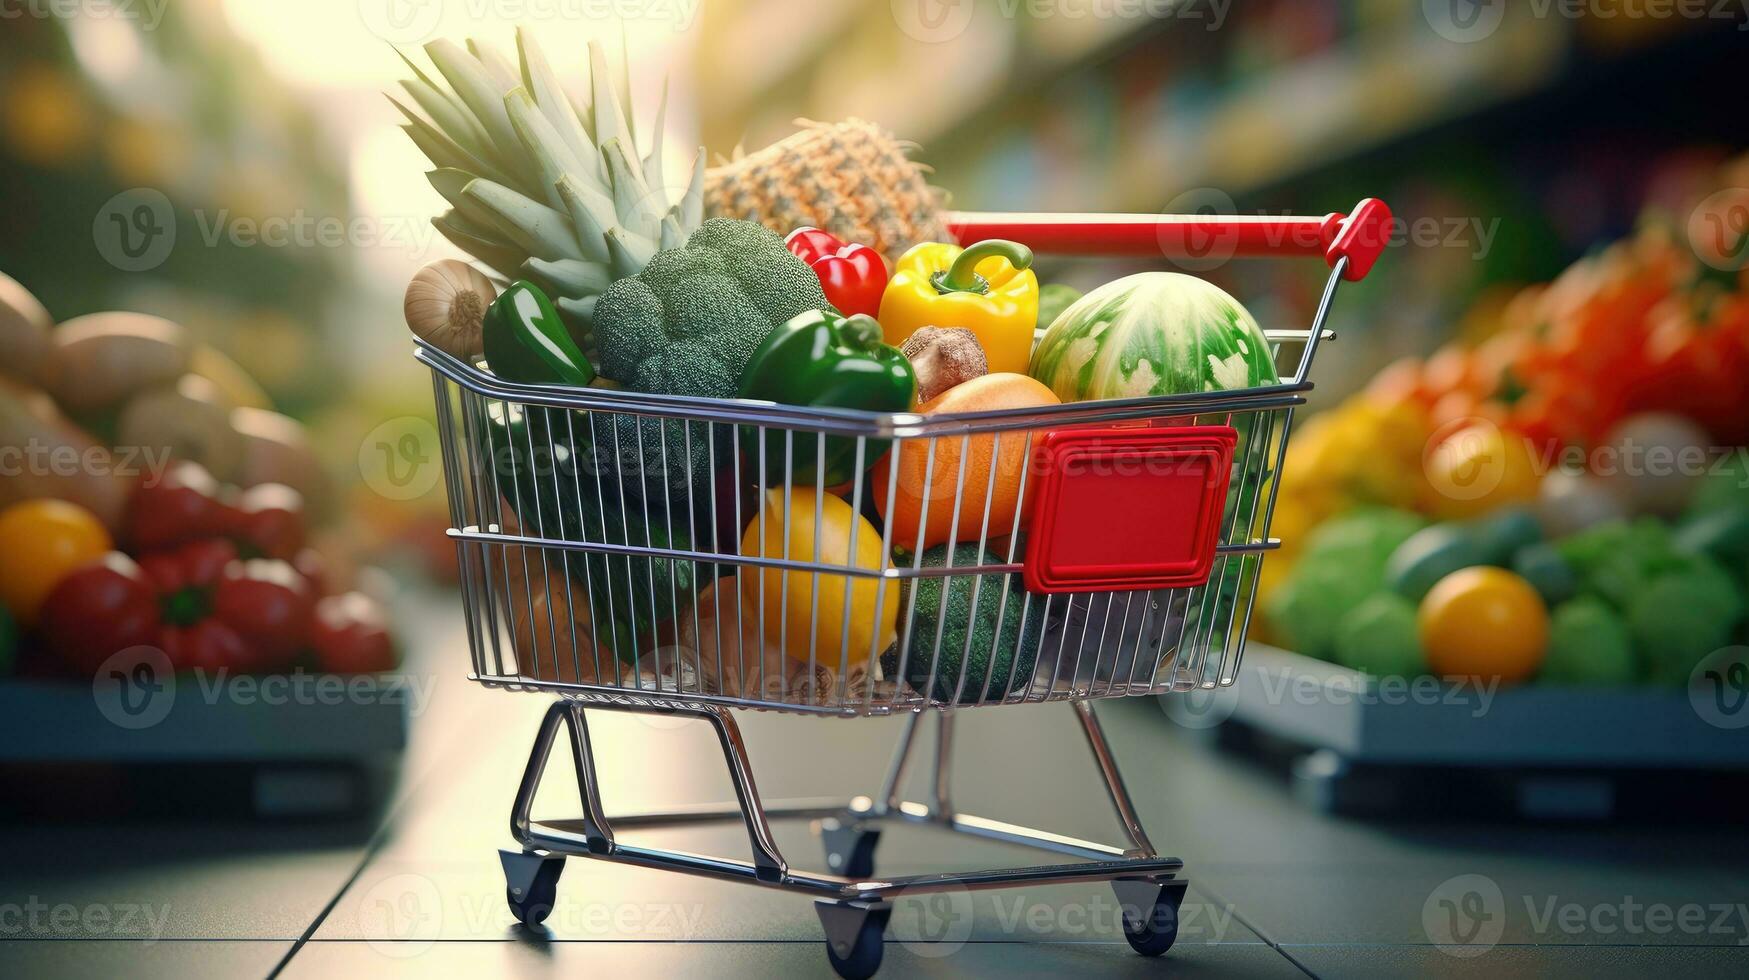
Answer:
[
  {"xmin": 1419, "ymin": 567, "xmax": 1548, "ymax": 684},
  {"xmin": 873, "ymin": 373, "xmax": 1059, "ymax": 550},
  {"xmin": 0, "ymin": 499, "xmax": 113, "ymax": 624},
  {"xmin": 1422, "ymin": 419, "xmax": 1541, "ymax": 520}
]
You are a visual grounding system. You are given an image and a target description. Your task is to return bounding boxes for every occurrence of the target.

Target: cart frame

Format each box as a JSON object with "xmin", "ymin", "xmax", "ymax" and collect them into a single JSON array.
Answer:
[{"xmin": 423, "ymin": 201, "xmax": 1392, "ymax": 977}]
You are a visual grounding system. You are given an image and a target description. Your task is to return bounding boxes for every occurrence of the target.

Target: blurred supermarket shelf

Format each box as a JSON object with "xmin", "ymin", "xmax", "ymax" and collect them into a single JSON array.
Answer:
[{"xmin": 1170, "ymin": 645, "xmax": 1749, "ymax": 821}]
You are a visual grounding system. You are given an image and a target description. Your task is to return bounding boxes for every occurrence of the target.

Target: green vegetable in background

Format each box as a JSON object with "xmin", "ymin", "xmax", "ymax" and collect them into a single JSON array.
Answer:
[
  {"xmin": 1674, "ymin": 507, "xmax": 1749, "ymax": 573},
  {"xmin": 1034, "ymin": 282, "xmax": 1083, "ymax": 331},
  {"xmin": 1470, "ymin": 506, "xmax": 1541, "ymax": 565},
  {"xmin": 1627, "ymin": 558, "xmax": 1744, "ymax": 686},
  {"xmin": 1687, "ymin": 452, "xmax": 1749, "ymax": 516},
  {"xmin": 882, "ymin": 542, "xmax": 1042, "ymax": 704},
  {"xmin": 1554, "ymin": 518, "xmax": 1674, "ymax": 609},
  {"xmin": 482, "ymin": 281, "xmax": 596, "ymax": 387},
  {"xmin": 1542, "ymin": 596, "xmax": 1636, "ymax": 686},
  {"xmin": 1333, "ymin": 593, "xmax": 1422, "ymax": 678},
  {"xmin": 1512, "ymin": 541, "xmax": 1578, "ymax": 606},
  {"xmin": 590, "ymin": 218, "xmax": 831, "ymax": 495},
  {"xmin": 1385, "ymin": 523, "xmax": 1483, "ymax": 601},
  {"xmin": 1268, "ymin": 507, "xmax": 1426, "ymax": 660},
  {"xmin": 737, "ymin": 309, "xmax": 916, "ymax": 486}
]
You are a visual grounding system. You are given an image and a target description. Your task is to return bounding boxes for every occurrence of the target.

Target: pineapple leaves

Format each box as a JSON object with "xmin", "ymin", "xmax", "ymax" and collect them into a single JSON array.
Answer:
[
  {"xmin": 463, "ymin": 178, "xmax": 585, "ymax": 262},
  {"xmin": 399, "ymin": 31, "xmax": 704, "ymax": 303}
]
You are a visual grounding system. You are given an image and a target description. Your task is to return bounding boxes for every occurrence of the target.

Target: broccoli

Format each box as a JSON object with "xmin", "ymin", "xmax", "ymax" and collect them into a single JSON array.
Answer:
[
  {"xmin": 595, "ymin": 218, "xmax": 829, "ymax": 397},
  {"xmin": 590, "ymin": 218, "xmax": 830, "ymax": 497},
  {"xmin": 882, "ymin": 543, "xmax": 1045, "ymax": 704}
]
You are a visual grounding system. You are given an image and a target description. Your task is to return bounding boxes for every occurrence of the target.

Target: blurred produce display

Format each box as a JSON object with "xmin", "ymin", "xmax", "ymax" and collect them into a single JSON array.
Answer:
[
  {"xmin": 0, "ymin": 273, "xmax": 397, "ymax": 684},
  {"xmin": 1263, "ymin": 154, "xmax": 1749, "ymax": 690}
]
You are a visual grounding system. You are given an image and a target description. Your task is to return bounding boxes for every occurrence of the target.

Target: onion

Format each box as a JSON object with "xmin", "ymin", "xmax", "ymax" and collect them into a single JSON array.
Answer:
[
  {"xmin": 403, "ymin": 260, "xmax": 495, "ymax": 360},
  {"xmin": 1537, "ymin": 467, "xmax": 1627, "ymax": 538},
  {"xmin": 1599, "ymin": 412, "xmax": 1709, "ymax": 518}
]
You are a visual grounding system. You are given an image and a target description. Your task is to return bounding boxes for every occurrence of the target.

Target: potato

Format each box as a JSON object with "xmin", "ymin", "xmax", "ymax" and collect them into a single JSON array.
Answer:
[
  {"xmin": 47, "ymin": 312, "xmax": 191, "ymax": 416},
  {"xmin": 0, "ymin": 376, "xmax": 132, "ymax": 532},
  {"xmin": 231, "ymin": 406, "xmax": 330, "ymax": 517},
  {"xmin": 0, "ymin": 272, "xmax": 54, "ymax": 387},
  {"xmin": 117, "ymin": 374, "xmax": 245, "ymax": 483},
  {"xmin": 189, "ymin": 343, "xmax": 272, "ymax": 411}
]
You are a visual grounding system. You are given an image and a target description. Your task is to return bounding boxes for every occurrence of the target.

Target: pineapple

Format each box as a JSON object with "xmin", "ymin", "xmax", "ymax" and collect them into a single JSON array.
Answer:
[
  {"xmin": 390, "ymin": 29, "xmax": 703, "ymax": 329},
  {"xmin": 704, "ymin": 118, "xmax": 953, "ymax": 259}
]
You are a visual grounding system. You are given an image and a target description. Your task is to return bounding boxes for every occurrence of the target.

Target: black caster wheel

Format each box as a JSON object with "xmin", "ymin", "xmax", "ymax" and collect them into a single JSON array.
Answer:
[
  {"xmin": 817, "ymin": 901, "xmax": 891, "ymax": 980},
  {"xmin": 820, "ymin": 818, "xmax": 881, "ymax": 879},
  {"xmin": 500, "ymin": 850, "xmax": 565, "ymax": 927},
  {"xmin": 1115, "ymin": 878, "xmax": 1187, "ymax": 957}
]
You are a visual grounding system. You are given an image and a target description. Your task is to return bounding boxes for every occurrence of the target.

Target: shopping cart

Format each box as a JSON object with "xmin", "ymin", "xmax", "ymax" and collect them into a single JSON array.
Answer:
[{"xmin": 417, "ymin": 201, "xmax": 1390, "ymax": 977}]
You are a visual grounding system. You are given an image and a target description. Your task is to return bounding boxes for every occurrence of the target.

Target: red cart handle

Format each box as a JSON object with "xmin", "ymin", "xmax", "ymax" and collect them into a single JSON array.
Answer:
[{"xmin": 946, "ymin": 198, "xmax": 1392, "ymax": 282}]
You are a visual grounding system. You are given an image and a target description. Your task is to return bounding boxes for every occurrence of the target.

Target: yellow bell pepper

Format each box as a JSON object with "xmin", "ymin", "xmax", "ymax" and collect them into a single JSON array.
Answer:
[{"xmin": 878, "ymin": 239, "xmax": 1039, "ymax": 376}]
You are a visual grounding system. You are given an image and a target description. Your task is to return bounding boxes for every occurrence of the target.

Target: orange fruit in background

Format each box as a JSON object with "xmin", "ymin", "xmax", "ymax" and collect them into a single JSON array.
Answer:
[
  {"xmin": 1422, "ymin": 419, "xmax": 1541, "ymax": 520},
  {"xmin": 0, "ymin": 499, "xmax": 112, "ymax": 624},
  {"xmin": 1419, "ymin": 567, "xmax": 1549, "ymax": 685}
]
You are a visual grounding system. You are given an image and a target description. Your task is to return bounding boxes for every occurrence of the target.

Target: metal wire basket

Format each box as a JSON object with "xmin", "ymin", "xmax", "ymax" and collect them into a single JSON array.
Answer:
[{"xmin": 420, "ymin": 205, "xmax": 1389, "ymax": 717}]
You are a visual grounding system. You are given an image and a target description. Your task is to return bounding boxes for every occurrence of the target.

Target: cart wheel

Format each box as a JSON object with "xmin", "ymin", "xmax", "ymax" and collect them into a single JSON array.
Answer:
[
  {"xmin": 818, "ymin": 901, "xmax": 890, "ymax": 980},
  {"xmin": 1115, "ymin": 878, "xmax": 1187, "ymax": 957},
  {"xmin": 500, "ymin": 850, "xmax": 564, "ymax": 927},
  {"xmin": 820, "ymin": 818, "xmax": 881, "ymax": 879}
]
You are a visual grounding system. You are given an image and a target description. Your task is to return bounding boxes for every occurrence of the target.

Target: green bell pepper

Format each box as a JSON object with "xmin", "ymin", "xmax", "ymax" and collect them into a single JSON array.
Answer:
[
  {"xmin": 482, "ymin": 281, "xmax": 596, "ymax": 387},
  {"xmin": 737, "ymin": 309, "xmax": 916, "ymax": 486}
]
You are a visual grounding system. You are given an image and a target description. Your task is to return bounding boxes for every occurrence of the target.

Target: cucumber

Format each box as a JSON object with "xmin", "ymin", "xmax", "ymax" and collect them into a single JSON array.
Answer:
[
  {"xmin": 1385, "ymin": 524, "xmax": 1483, "ymax": 600},
  {"xmin": 1512, "ymin": 542, "xmax": 1578, "ymax": 606},
  {"xmin": 1471, "ymin": 506, "xmax": 1542, "ymax": 565}
]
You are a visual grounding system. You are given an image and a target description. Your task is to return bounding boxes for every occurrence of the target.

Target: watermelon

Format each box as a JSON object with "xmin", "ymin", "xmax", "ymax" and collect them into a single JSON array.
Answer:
[{"xmin": 1028, "ymin": 272, "xmax": 1278, "ymax": 401}]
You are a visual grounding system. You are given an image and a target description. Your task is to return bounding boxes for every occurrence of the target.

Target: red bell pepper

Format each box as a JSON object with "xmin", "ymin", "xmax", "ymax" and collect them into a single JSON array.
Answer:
[
  {"xmin": 126, "ymin": 461, "xmax": 229, "ymax": 553},
  {"xmin": 138, "ymin": 541, "xmax": 314, "ymax": 671},
  {"xmin": 127, "ymin": 461, "xmax": 306, "ymax": 560},
  {"xmin": 225, "ymin": 482, "xmax": 306, "ymax": 560},
  {"xmin": 310, "ymin": 592, "xmax": 397, "ymax": 674},
  {"xmin": 36, "ymin": 553, "xmax": 161, "ymax": 677},
  {"xmin": 785, "ymin": 227, "xmax": 889, "ymax": 319}
]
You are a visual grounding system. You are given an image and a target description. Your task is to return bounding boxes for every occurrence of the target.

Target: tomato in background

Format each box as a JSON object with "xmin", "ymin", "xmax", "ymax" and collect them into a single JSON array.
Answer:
[
  {"xmin": 310, "ymin": 593, "xmax": 397, "ymax": 674},
  {"xmin": 36, "ymin": 553, "xmax": 159, "ymax": 676}
]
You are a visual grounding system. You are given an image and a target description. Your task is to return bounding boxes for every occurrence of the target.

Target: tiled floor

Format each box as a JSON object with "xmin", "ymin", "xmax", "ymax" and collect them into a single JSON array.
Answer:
[{"xmin": 4, "ymin": 610, "xmax": 1748, "ymax": 978}]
